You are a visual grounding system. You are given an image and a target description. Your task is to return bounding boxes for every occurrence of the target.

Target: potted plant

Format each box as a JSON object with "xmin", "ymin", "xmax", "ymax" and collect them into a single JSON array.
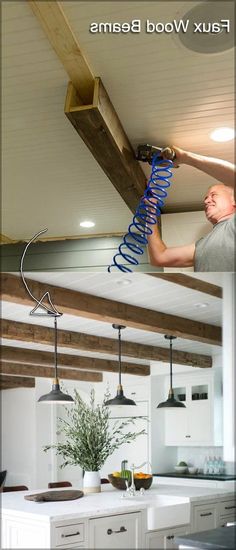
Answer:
[{"xmin": 44, "ymin": 389, "xmax": 146, "ymax": 493}]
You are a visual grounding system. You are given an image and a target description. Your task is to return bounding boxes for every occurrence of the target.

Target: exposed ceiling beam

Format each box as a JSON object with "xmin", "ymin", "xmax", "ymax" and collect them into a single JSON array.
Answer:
[
  {"xmin": 148, "ymin": 273, "xmax": 222, "ymax": 299},
  {"xmin": 29, "ymin": 1, "xmax": 146, "ymax": 213},
  {"xmin": 28, "ymin": 1, "xmax": 94, "ymax": 104},
  {"xmin": 1, "ymin": 320, "xmax": 212, "ymax": 368},
  {"xmin": 0, "ymin": 361, "xmax": 102, "ymax": 383},
  {"xmin": 65, "ymin": 78, "xmax": 146, "ymax": 212},
  {"xmin": 0, "ymin": 374, "xmax": 35, "ymax": 389},
  {"xmin": 2, "ymin": 346, "xmax": 149, "ymax": 377},
  {"xmin": 1, "ymin": 274, "xmax": 222, "ymax": 346}
]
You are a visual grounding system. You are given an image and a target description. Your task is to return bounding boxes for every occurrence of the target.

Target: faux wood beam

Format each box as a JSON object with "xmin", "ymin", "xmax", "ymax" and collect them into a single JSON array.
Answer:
[
  {"xmin": 2, "ymin": 347, "xmax": 149, "ymax": 377},
  {"xmin": 1, "ymin": 320, "xmax": 212, "ymax": 368},
  {"xmin": 29, "ymin": 2, "xmax": 147, "ymax": 213},
  {"xmin": 148, "ymin": 273, "xmax": 222, "ymax": 299},
  {"xmin": 29, "ymin": 1, "xmax": 94, "ymax": 104},
  {"xmin": 0, "ymin": 361, "xmax": 102, "ymax": 383},
  {"xmin": 65, "ymin": 78, "xmax": 146, "ymax": 212},
  {"xmin": 1, "ymin": 274, "xmax": 222, "ymax": 346},
  {"xmin": 0, "ymin": 374, "xmax": 35, "ymax": 389}
]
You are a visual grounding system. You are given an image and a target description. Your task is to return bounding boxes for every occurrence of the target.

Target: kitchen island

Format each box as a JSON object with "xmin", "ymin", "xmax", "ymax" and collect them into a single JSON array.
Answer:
[{"xmin": 2, "ymin": 482, "xmax": 235, "ymax": 549}]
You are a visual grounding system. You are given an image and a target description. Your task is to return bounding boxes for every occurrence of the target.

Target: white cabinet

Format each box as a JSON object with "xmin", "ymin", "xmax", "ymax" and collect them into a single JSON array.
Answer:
[
  {"xmin": 192, "ymin": 502, "xmax": 218, "ymax": 532},
  {"xmin": 146, "ymin": 524, "xmax": 190, "ymax": 549},
  {"xmin": 89, "ymin": 512, "xmax": 141, "ymax": 549},
  {"xmin": 218, "ymin": 498, "xmax": 236, "ymax": 526},
  {"xmin": 165, "ymin": 371, "xmax": 222, "ymax": 446},
  {"xmin": 54, "ymin": 521, "xmax": 85, "ymax": 547}
]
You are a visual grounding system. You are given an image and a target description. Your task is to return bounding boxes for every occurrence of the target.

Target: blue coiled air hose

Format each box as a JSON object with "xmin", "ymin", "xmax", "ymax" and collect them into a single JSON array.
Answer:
[{"xmin": 107, "ymin": 154, "xmax": 173, "ymax": 272}]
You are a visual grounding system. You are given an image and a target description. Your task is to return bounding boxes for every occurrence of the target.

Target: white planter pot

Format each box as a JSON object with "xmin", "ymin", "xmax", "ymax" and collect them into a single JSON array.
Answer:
[{"xmin": 83, "ymin": 471, "xmax": 101, "ymax": 494}]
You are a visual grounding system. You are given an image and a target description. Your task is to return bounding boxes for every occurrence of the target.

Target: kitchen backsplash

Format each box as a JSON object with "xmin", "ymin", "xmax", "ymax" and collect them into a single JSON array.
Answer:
[{"xmin": 177, "ymin": 447, "xmax": 235, "ymax": 474}]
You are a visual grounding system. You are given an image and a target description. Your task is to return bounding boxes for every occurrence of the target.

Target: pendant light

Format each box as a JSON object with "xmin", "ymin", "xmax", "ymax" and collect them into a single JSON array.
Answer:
[
  {"xmin": 38, "ymin": 316, "xmax": 74, "ymax": 404},
  {"xmin": 20, "ymin": 229, "xmax": 73, "ymax": 404},
  {"xmin": 157, "ymin": 335, "xmax": 186, "ymax": 409},
  {"xmin": 105, "ymin": 324, "xmax": 136, "ymax": 406}
]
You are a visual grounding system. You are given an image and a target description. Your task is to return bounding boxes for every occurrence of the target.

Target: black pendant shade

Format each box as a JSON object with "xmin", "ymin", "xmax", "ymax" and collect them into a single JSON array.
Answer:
[
  {"xmin": 38, "ymin": 317, "xmax": 74, "ymax": 404},
  {"xmin": 105, "ymin": 324, "xmax": 136, "ymax": 406},
  {"xmin": 157, "ymin": 335, "xmax": 186, "ymax": 409}
]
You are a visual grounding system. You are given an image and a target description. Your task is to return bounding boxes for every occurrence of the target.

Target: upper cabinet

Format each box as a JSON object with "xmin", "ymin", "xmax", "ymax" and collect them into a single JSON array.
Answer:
[{"xmin": 165, "ymin": 370, "xmax": 223, "ymax": 446}]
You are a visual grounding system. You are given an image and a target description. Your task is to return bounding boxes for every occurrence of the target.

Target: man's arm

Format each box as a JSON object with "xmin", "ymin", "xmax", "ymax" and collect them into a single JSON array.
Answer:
[
  {"xmin": 147, "ymin": 222, "xmax": 195, "ymax": 268},
  {"xmin": 165, "ymin": 146, "xmax": 235, "ymax": 189}
]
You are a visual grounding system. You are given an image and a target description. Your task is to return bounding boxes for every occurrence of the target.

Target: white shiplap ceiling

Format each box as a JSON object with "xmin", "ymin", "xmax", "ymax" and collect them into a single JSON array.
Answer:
[
  {"xmin": 2, "ymin": 272, "xmax": 222, "ymax": 359},
  {"xmin": 2, "ymin": 1, "xmax": 234, "ymax": 240}
]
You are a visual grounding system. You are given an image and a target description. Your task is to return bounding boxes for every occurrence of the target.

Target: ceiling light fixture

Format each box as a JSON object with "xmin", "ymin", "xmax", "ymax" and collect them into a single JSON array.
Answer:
[
  {"xmin": 20, "ymin": 228, "xmax": 74, "ymax": 404},
  {"xmin": 105, "ymin": 324, "xmax": 136, "ymax": 406},
  {"xmin": 157, "ymin": 335, "xmax": 186, "ymax": 409},
  {"xmin": 116, "ymin": 279, "xmax": 132, "ymax": 286},
  {"xmin": 38, "ymin": 316, "xmax": 74, "ymax": 404},
  {"xmin": 194, "ymin": 302, "xmax": 209, "ymax": 309},
  {"xmin": 210, "ymin": 128, "xmax": 235, "ymax": 142},
  {"xmin": 80, "ymin": 221, "xmax": 95, "ymax": 228}
]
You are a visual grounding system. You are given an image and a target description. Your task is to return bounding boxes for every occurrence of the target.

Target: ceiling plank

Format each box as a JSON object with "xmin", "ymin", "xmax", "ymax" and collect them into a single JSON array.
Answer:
[
  {"xmin": 1, "ymin": 346, "xmax": 149, "ymax": 377},
  {"xmin": 148, "ymin": 273, "xmax": 222, "ymax": 299},
  {"xmin": 0, "ymin": 374, "xmax": 35, "ymax": 389},
  {"xmin": 28, "ymin": 1, "xmax": 94, "ymax": 104},
  {"xmin": 29, "ymin": 2, "xmax": 146, "ymax": 212},
  {"xmin": 1, "ymin": 274, "xmax": 222, "ymax": 346},
  {"xmin": 2, "ymin": 320, "xmax": 212, "ymax": 368},
  {"xmin": 0, "ymin": 361, "xmax": 102, "ymax": 383}
]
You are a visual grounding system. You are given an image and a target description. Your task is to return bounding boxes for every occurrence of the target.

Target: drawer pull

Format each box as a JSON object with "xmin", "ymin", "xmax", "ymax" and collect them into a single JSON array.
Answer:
[
  {"xmin": 185, "ymin": 435, "xmax": 191, "ymax": 438},
  {"xmin": 107, "ymin": 526, "xmax": 127, "ymax": 535},
  {"xmin": 61, "ymin": 531, "xmax": 80, "ymax": 538},
  {"xmin": 167, "ymin": 535, "xmax": 174, "ymax": 540},
  {"xmin": 200, "ymin": 512, "xmax": 212, "ymax": 517},
  {"xmin": 225, "ymin": 506, "xmax": 236, "ymax": 510}
]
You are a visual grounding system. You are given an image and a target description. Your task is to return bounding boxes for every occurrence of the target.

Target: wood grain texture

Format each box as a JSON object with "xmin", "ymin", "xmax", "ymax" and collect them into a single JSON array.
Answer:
[
  {"xmin": 0, "ymin": 374, "xmax": 35, "ymax": 389},
  {"xmin": 1, "ymin": 274, "xmax": 222, "ymax": 346},
  {"xmin": 1, "ymin": 347, "xmax": 149, "ymax": 376},
  {"xmin": 0, "ymin": 361, "xmax": 103, "ymax": 382},
  {"xmin": 65, "ymin": 79, "xmax": 147, "ymax": 213},
  {"xmin": 148, "ymin": 273, "xmax": 222, "ymax": 299},
  {"xmin": 1, "ymin": 319, "xmax": 212, "ymax": 368},
  {"xmin": 29, "ymin": 1, "xmax": 94, "ymax": 104}
]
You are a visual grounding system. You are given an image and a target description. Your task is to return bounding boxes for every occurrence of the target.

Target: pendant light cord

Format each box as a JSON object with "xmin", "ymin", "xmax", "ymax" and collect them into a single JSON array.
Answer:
[
  {"xmin": 54, "ymin": 316, "xmax": 58, "ymax": 380},
  {"xmin": 118, "ymin": 326, "xmax": 122, "ymax": 386},
  {"xmin": 169, "ymin": 337, "xmax": 173, "ymax": 391}
]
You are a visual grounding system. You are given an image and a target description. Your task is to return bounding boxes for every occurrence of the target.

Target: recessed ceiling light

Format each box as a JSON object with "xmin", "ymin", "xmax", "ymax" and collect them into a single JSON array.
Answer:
[
  {"xmin": 116, "ymin": 279, "xmax": 132, "ymax": 286},
  {"xmin": 80, "ymin": 221, "xmax": 95, "ymax": 228},
  {"xmin": 194, "ymin": 302, "xmax": 209, "ymax": 309},
  {"xmin": 210, "ymin": 127, "xmax": 235, "ymax": 143}
]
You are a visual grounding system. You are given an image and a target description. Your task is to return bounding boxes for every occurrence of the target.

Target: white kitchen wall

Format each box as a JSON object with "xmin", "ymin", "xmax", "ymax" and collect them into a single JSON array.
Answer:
[{"xmin": 1, "ymin": 387, "xmax": 36, "ymax": 488}]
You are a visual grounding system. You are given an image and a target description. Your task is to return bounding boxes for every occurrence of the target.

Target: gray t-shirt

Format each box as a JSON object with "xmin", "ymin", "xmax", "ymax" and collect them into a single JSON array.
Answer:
[{"xmin": 194, "ymin": 214, "xmax": 235, "ymax": 272}]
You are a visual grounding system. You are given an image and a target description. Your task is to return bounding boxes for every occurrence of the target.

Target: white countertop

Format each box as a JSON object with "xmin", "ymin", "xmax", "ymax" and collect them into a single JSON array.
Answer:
[{"xmin": 2, "ymin": 481, "xmax": 235, "ymax": 524}]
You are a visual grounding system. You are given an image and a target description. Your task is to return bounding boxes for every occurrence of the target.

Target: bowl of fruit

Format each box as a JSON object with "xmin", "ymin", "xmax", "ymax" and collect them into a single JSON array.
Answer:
[{"xmin": 108, "ymin": 470, "xmax": 153, "ymax": 490}]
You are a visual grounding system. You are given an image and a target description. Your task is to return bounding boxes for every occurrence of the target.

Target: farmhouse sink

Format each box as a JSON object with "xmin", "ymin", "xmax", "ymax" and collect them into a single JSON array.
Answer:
[{"xmin": 146, "ymin": 494, "xmax": 190, "ymax": 530}]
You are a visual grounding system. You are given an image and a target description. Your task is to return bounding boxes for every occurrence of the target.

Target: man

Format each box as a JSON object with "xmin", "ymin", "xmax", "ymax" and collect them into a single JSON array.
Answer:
[{"xmin": 147, "ymin": 146, "xmax": 236, "ymax": 272}]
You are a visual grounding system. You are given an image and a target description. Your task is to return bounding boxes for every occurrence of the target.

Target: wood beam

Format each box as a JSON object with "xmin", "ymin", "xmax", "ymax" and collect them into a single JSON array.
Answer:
[
  {"xmin": 1, "ymin": 274, "xmax": 222, "ymax": 346},
  {"xmin": 1, "ymin": 320, "xmax": 212, "ymax": 368},
  {"xmin": 0, "ymin": 361, "xmax": 102, "ymax": 383},
  {"xmin": 28, "ymin": 1, "xmax": 94, "ymax": 104},
  {"xmin": 65, "ymin": 78, "xmax": 146, "ymax": 212},
  {"xmin": 148, "ymin": 274, "xmax": 222, "ymax": 299},
  {"xmin": 0, "ymin": 374, "xmax": 35, "ymax": 389},
  {"xmin": 1, "ymin": 346, "xmax": 149, "ymax": 377},
  {"xmin": 29, "ymin": 2, "xmax": 146, "ymax": 213}
]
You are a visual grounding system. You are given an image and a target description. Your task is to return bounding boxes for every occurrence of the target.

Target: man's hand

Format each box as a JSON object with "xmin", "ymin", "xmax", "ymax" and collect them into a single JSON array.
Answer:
[{"xmin": 161, "ymin": 145, "xmax": 186, "ymax": 167}]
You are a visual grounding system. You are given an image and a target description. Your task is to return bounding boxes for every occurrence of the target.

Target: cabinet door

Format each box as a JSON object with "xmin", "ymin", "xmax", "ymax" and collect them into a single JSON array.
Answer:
[
  {"xmin": 192, "ymin": 503, "xmax": 218, "ymax": 532},
  {"xmin": 165, "ymin": 409, "xmax": 188, "ymax": 445},
  {"xmin": 188, "ymin": 401, "xmax": 212, "ymax": 444},
  {"xmin": 89, "ymin": 512, "xmax": 141, "ymax": 549},
  {"xmin": 146, "ymin": 525, "xmax": 189, "ymax": 549}
]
